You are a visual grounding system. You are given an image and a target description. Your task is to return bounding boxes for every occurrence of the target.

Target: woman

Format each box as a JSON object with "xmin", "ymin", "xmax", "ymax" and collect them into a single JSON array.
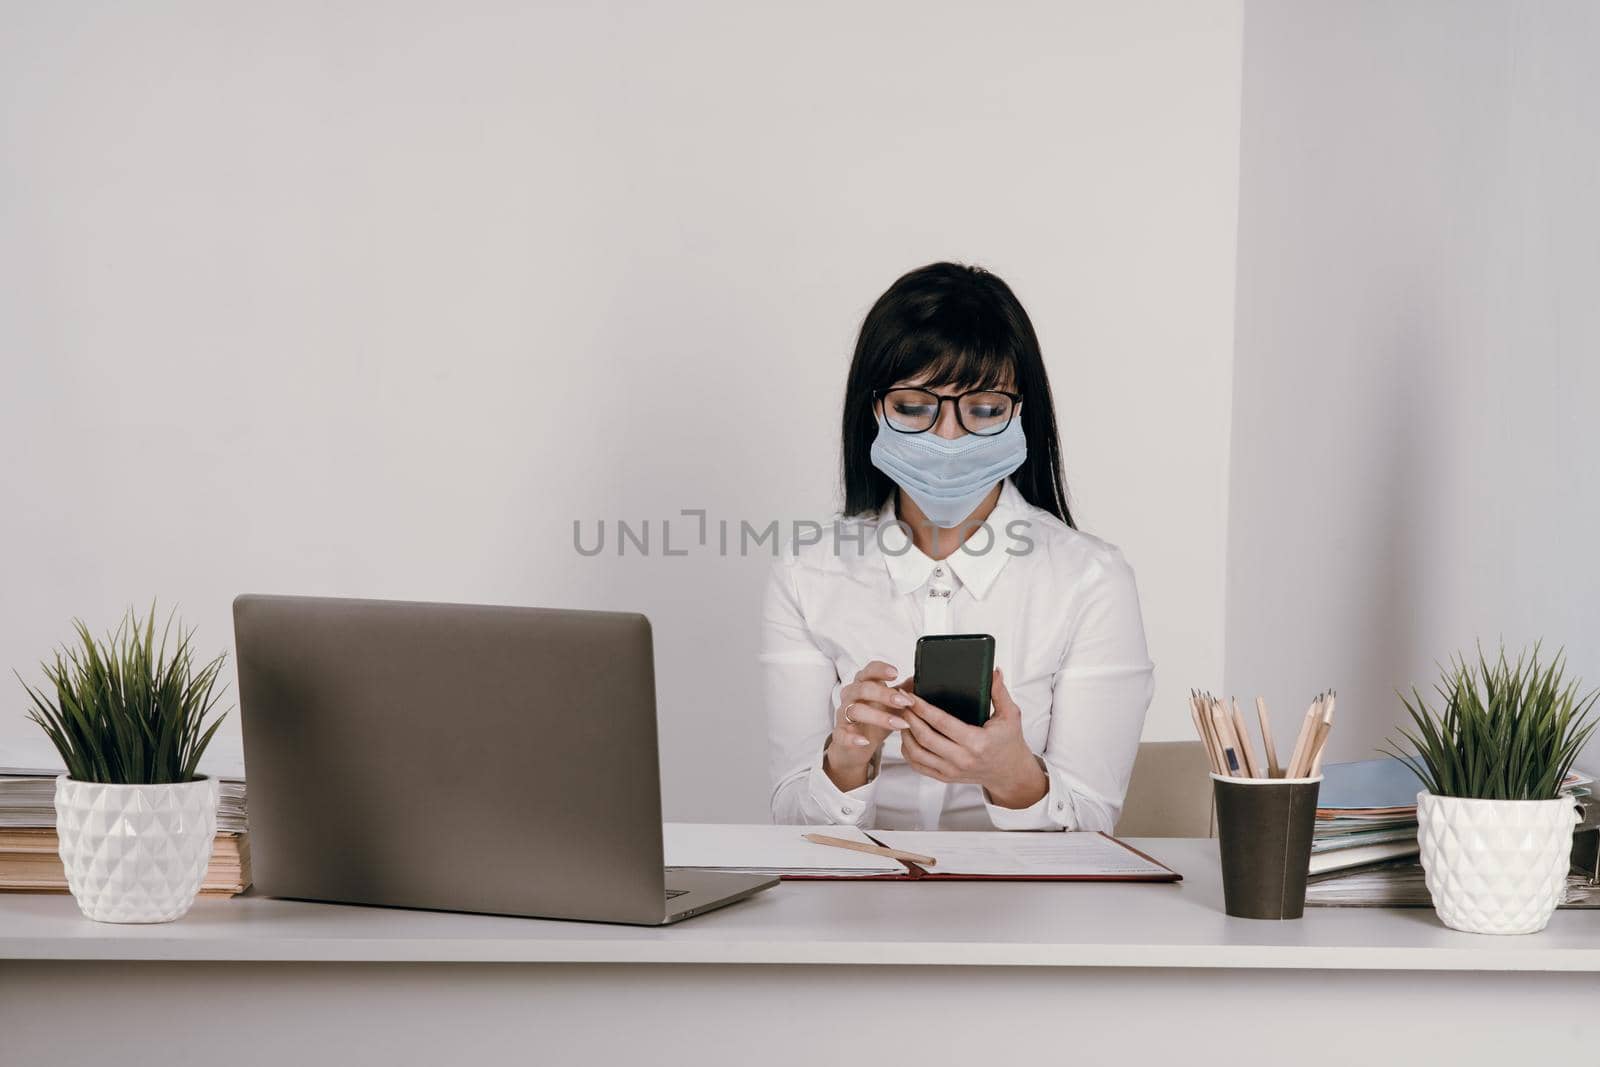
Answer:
[{"xmin": 764, "ymin": 262, "xmax": 1154, "ymax": 831}]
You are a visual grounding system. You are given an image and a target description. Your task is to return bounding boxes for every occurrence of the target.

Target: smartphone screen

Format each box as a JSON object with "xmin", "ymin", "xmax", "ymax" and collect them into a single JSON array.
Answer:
[{"xmin": 913, "ymin": 634, "xmax": 996, "ymax": 727}]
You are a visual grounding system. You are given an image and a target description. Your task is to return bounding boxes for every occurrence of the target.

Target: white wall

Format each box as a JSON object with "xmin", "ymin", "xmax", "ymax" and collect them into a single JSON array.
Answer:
[
  {"xmin": 1226, "ymin": 0, "xmax": 1600, "ymax": 762},
  {"xmin": 0, "ymin": 1, "xmax": 1242, "ymax": 818}
]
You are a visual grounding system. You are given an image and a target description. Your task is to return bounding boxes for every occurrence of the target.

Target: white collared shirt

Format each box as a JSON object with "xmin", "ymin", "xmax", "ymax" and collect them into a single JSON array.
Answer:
[{"xmin": 762, "ymin": 479, "xmax": 1154, "ymax": 831}]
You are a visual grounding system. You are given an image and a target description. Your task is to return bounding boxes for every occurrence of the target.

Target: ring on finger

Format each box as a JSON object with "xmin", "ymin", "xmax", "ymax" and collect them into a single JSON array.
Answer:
[{"xmin": 842, "ymin": 702, "xmax": 858, "ymax": 725}]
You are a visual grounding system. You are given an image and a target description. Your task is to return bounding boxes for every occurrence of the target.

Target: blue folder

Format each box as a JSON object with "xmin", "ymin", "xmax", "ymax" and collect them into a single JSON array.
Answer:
[{"xmin": 1316, "ymin": 758, "xmax": 1425, "ymax": 810}]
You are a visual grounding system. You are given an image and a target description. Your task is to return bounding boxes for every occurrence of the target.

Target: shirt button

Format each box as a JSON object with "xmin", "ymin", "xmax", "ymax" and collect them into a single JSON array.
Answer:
[
  {"xmin": 841, "ymin": 805, "xmax": 854, "ymax": 816},
  {"xmin": 933, "ymin": 567, "xmax": 944, "ymax": 577},
  {"xmin": 1054, "ymin": 800, "xmax": 1066, "ymax": 811}
]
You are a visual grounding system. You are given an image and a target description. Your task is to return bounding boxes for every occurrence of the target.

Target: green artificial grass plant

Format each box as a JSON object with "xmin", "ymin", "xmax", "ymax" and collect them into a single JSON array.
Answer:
[
  {"xmin": 18, "ymin": 606, "xmax": 228, "ymax": 784},
  {"xmin": 1383, "ymin": 643, "xmax": 1597, "ymax": 801}
]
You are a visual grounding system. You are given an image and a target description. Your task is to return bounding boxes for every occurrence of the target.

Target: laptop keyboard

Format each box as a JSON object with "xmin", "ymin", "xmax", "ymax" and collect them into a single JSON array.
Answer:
[{"xmin": 665, "ymin": 888, "xmax": 690, "ymax": 900}]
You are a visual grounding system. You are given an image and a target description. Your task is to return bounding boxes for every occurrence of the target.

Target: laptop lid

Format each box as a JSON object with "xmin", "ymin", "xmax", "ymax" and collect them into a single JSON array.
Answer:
[{"xmin": 234, "ymin": 594, "xmax": 670, "ymax": 924}]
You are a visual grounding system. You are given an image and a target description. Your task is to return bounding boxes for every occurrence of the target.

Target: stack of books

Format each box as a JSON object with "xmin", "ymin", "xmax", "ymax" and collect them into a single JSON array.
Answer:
[
  {"xmin": 1308, "ymin": 759, "xmax": 1423, "ymax": 877},
  {"xmin": 0, "ymin": 745, "xmax": 252, "ymax": 897},
  {"xmin": 0, "ymin": 826, "xmax": 251, "ymax": 897}
]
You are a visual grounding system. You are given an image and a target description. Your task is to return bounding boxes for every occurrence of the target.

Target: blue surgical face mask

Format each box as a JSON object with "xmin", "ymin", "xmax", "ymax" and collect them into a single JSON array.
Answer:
[{"xmin": 869, "ymin": 412, "xmax": 1028, "ymax": 529}]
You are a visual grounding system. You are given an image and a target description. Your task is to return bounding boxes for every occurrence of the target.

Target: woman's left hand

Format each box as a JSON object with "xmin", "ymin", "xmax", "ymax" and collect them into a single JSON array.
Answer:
[{"xmin": 900, "ymin": 668, "xmax": 1049, "ymax": 809}]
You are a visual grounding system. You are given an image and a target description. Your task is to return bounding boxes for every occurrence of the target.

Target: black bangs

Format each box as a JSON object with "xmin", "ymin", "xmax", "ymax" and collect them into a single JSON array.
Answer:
[
  {"xmin": 840, "ymin": 261, "xmax": 1073, "ymax": 525},
  {"xmin": 884, "ymin": 334, "xmax": 1017, "ymax": 393}
]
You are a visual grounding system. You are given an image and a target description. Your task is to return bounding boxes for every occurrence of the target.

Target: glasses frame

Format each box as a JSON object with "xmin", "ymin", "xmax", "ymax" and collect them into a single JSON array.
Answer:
[{"xmin": 872, "ymin": 387, "xmax": 1024, "ymax": 436}]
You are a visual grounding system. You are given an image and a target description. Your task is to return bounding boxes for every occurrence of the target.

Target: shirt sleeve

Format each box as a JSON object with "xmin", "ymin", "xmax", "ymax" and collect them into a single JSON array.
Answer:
[
  {"xmin": 762, "ymin": 556, "xmax": 881, "ymax": 826},
  {"xmin": 984, "ymin": 548, "xmax": 1155, "ymax": 831}
]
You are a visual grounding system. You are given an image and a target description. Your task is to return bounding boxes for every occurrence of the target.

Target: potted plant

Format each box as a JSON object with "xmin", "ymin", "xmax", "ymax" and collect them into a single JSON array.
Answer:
[
  {"xmin": 1385, "ymin": 644, "xmax": 1597, "ymax": 935},
  {"xmin": 18, "ymin": 607, "xmax": 228, "ymax": 923}
]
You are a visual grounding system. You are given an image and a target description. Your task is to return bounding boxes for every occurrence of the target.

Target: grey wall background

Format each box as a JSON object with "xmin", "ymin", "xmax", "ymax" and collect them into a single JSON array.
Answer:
[
  {"xmin": 10, "ymin": 0, "xmax": 1591, "ymax": 810},
  {"xmin": 0, "ymin": 2, "xmax": 1243, "ymax": 817},
  {"xmin": 1226, "ymin": 0, "xmax": 1600, "ymax": 764}
]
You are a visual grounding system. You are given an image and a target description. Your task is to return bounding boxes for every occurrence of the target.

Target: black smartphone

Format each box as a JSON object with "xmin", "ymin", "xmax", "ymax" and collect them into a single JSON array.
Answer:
[{"xmin": 913, "ymin": 634, "xmax": 996, "ymax": 727}]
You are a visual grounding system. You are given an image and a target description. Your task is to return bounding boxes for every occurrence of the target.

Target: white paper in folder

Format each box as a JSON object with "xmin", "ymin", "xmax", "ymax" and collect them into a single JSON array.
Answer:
[
  {"xmin": 662, "ymin": 822, "xmax": 904, "ymax": 876},
  {"xmin": 872, "ymin": 830, "xmax": 1175, "ymax": 878}
]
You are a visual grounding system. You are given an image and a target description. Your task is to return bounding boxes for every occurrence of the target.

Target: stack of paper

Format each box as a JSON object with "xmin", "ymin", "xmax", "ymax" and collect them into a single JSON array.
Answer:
[
  {"xmin": 664, "ymin": 823, "xmax": 904, "ymax": 877},
  {"xmin": 0, "ymin": 775, "xmax": 248, "ymax": 833}
]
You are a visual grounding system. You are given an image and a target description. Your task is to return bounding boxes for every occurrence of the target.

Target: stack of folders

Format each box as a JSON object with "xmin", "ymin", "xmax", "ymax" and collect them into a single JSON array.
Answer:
[
  {"xmin": 0, "ymin": 752, "xmax": 252, "ymax": 897},
  {"xmin": 1306, "ymin": 762, "xmax": 1597, "ymax": 906},
  {"xmin": 1305, "ymin": 859, "xmax": 1600, "ymax": 908},
  {"xmin": 1307, "ymin": 758, "xmax": 1427, "ymax": 877}
]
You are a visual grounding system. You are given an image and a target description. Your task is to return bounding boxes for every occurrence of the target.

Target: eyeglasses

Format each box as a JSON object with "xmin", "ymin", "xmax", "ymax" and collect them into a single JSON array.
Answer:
[{"xmin": 874, "ymin": 387, "xmax": 1022, "ymax": 436}]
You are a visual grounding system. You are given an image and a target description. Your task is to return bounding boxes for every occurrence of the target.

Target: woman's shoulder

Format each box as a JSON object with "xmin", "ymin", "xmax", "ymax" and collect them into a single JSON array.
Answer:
[{"xmin": 1005, "ymin": 496, "xmax": 1137, "ymax": 590}]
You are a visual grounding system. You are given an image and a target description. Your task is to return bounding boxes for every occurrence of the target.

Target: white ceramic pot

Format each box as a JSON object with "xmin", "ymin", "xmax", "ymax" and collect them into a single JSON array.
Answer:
[
  {"xmin": 54, "ymin": 775, "xmax": 219, "ymax": 924},
  {"xmin": 1416, "ymin": 791, "xmax": 1577, "ymax": 935}
]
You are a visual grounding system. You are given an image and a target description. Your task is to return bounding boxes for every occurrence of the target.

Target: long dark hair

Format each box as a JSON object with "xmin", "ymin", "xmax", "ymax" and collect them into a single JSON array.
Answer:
[{"xmin": 840, "ymin": 262, "xmax": 1073, "ymax": 526}]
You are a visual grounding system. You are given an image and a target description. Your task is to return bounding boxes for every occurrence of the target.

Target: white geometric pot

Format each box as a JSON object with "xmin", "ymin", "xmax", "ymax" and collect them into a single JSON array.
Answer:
[
  {"xmin": 54, "ymin": 775, "xmax": 219, "ymax": 924},
  {"xmin": 1416, "ymin": 791, "xmax": 1577, "ymax": 935}
]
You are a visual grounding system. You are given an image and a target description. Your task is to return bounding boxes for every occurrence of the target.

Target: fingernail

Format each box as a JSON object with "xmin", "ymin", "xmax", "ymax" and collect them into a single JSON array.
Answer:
[
  {"xmin": 889, "ymin": 717, "xmax": 910, "ymax": 730},
  {"xmin": 852, "ymin": 735, "xmax": 871, "ymax": 747},
  {"xmin": 894, "ymin": 694, "xmax": 912, "ymax": 707}
]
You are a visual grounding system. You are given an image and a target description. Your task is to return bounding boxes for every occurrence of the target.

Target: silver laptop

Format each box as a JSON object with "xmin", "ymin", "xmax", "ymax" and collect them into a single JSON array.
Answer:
[{"xmin": 233, "ymin": 594, "xmax": 776, "ymax": 924}]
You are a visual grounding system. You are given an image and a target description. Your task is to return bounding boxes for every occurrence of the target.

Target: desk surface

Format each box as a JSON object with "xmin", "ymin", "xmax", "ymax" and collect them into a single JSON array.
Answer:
[{"xmin": 3, "ymin": 838, "xmax": 1598, "ymax": 971}]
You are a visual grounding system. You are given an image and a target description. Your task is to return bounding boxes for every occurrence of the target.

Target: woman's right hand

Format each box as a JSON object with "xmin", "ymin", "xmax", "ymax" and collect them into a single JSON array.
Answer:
[{"xmin": 823, "ymin": 660, "xmax": 914, "ymax": 792}]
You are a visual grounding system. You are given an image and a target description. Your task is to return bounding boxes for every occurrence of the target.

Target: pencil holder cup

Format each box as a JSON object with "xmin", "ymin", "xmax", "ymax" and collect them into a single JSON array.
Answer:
[{"xmin": 1212, "ymin": 773, "xmax": 1321, "ymax": 920}]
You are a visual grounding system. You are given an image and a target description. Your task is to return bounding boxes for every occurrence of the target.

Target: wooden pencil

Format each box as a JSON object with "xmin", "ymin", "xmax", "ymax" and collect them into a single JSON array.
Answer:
[
  {"xmin": 1230, "ymin": 697, "xmax": 1262, "ymax": 777},
  {"xmin": 1190, "ymin": 692, "xmax": 1222, "ymax": 773},
  {"xmin": 1309, "ymin": 691, "xmax": 1336, "ymax": 776},
  {"xmin": 1300, "ymin": 718, "xmax": 1331, "ymax": 779},
  {"xmin": 1255, "ymin": 696, "xmax": 1282, "ymax": 777},
  {"xmin": 1285, "ymin": 693, "xmax": 1322, "ymax": 778},
  {"xmin": 802, "ymin": 833, "xmax": 937, "ymax": 867},
  {"xmin": 1209, "ymin": 699, "xmax": 1244, "ymax": 777},
  {"xmin": 1199, "ymin": 692, "xmax": 1228, "ymax": 773}
]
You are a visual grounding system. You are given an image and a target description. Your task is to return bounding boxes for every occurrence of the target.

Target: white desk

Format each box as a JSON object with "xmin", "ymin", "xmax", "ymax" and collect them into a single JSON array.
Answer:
[{"xmin": 3, "ymin": 838, "xmax": 1597, "ymax": 1064}]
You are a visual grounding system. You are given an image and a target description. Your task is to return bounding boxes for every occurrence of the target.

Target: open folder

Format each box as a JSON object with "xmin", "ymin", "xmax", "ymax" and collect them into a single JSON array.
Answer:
[{"xmin": 663, "ymin": 824, "xmax": 1180, "ymax": 882}]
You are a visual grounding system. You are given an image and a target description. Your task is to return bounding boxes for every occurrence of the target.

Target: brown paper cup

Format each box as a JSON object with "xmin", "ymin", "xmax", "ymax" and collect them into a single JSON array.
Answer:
[{"xmin": 1212, "ymin": 773, "xmax": 1322, "ymax": 920}]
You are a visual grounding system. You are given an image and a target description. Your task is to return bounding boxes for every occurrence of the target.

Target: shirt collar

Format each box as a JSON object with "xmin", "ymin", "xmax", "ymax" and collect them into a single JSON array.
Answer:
[{"xmin": 874, "ymin": 479, "xmax": 1024, "ymax": 601}]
